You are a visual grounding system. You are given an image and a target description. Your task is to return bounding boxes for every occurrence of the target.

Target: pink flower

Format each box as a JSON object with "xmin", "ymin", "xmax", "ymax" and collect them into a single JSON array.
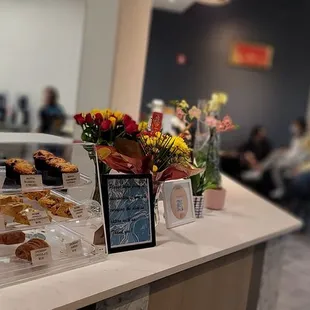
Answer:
[
  {"xmin": 176, "ymin": 107, "xmax": 185, "ymax": 120},
  {"xmin": 216, "ymin": 115, "xmax": 236, "ymax": 132},
  {"xmin": 188, "ymin": 106, "xmax": 201, "ymax": 119},
  {"xmin": 205, "ymin": 116, "xmax": 218, "ymax": 128}
]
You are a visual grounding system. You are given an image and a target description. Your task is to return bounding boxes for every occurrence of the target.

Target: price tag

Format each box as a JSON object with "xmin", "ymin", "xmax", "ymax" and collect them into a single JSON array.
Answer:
[
  {"xmin": 65, "ymin": 239, "xmax": 83, "ymax": 257},
  {"xmin": 27, "ymin": 211, "xmax": 51, "ymax": 226},
  {"xmin": 20, "ymin": 175, "xmax": 43, "ymax": 190},
  {"xmin": 31, "ymin": 247, "xmax": 52, "ymax": 266},
  {"xmin": 70, "ymin": 205, "xmax": 88, "ymax": 219},
  {"xmin": 0, "ymin": 215, "xmax": 5, "ymax": 230},
  {"xmin": 62, "ymin": 173, "xmax": 80, "ymax": 188}
]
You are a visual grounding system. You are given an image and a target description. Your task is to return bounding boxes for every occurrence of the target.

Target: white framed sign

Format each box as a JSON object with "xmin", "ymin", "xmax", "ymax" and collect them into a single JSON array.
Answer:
[{"xmin": 162, "ymin": 179, "xmax": 195, "ymax": 229}]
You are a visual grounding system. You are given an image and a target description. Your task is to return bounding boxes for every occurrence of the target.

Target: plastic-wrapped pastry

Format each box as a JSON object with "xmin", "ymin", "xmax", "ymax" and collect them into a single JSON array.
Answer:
[
  {"xmin": 0, "ymin": 231, "xmax": 25, "ymax": 245},
  {"xmin": 0, "ymin": 203, "xmax": 31, "ymax": 218},
  {"xmin": 38, "ymin": 194, "xmax": 65, "ymax": 210},
  {"xmin": 0, "ymin": 195, "xmax": 22, "ymax": 205},
  {"xmin": 14, "ymin": 208, "xmax": 51, "ymax": 226},
  {"xmin": 50, "ymin": 202, "xmax": 73, "ymax": 218},
  {"xmin": 15, "ymin": 238, "xmax": 49, "ymax": 261},
  {"xmin": 23, "ymin": 190, "xmax": 50, "ymax": 201}
]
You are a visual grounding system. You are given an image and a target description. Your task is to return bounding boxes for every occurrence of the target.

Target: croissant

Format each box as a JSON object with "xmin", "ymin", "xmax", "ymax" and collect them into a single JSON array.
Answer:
[
  {"xmin": 15, "ymin": 238, "xmax": 49, "ymax": 261},
  {"xmin": 0, "ymin": 231, "xmax": 25, "ymax": 245}
]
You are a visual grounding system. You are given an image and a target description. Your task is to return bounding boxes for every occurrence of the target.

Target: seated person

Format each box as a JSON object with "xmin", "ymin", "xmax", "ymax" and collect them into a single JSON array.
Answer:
[
  {"xmin": 243, "ymin": 118, "xmax": 308, "ymax": 199},
  {"xmin": 239, "ymin": 125, "xmax": 272, "ymax": 170}
]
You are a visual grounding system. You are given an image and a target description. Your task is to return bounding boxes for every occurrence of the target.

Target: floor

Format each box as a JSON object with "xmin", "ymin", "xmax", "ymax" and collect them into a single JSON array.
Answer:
[{"xmin": 276, "ymin": 233, "xmax": 310, "ymax": 310}]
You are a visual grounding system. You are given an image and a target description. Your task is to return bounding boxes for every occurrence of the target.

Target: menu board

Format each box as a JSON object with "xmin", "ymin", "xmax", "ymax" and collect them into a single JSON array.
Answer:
[{"xmin": 101, "ymin": 174, "xmax": 155, "ymax": 253}]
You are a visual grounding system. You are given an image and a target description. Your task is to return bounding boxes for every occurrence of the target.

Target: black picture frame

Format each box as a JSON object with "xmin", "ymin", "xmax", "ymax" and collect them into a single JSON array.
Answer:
[{"xmin": 101, "ymin": 174, "xmax": 156, "ymax": 254}]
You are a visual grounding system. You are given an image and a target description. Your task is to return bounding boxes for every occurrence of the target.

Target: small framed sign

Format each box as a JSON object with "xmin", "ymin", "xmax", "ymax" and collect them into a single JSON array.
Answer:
[
  {"xmin": 101, "ymin": 174, "xmax": 156, "ymax": 253},
  {"xmin": 162, "ymin": 179, "xmax": 195, "ymax": 229}
]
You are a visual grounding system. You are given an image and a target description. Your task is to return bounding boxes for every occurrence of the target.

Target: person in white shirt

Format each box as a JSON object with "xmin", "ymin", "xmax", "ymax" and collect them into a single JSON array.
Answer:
[{"xmin": 242, "ymin": 118, "xmax": 308, "ymax": 199}]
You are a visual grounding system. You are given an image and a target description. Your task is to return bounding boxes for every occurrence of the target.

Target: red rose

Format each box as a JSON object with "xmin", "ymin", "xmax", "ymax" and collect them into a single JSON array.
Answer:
[
  {"xmin": 94, "ymin": 113, "xmax": 103, "ymax": 125},
  {"xmin": 125, "ymin": 121, "xmax": 138, "ymax": 134},
  {"xmin": 74, "ymin": 113, "xmax": 85, "ymax": 125},
  {"xmin": 123, "ymin": 114, "xmax": 132, "ymax": 126},
  {"xmin": 85, "ymin": 113, "xmax": 93, "ymax": 124},
  {"xmin": 100, "ymin": 119, "xmax": 112, "ymax": 131}
]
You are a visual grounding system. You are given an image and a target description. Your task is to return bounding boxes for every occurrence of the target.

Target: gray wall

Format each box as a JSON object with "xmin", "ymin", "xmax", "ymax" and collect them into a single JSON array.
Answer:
[{"xmin": 142, "ymin": 0, "xmax": 310, "ymax": 149}]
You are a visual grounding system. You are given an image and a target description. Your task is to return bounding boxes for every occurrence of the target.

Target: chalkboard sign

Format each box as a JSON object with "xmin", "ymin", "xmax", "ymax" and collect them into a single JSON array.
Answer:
[{"xmin": 101, "ymin": 174, "xmax": 156, "ymax": 253}]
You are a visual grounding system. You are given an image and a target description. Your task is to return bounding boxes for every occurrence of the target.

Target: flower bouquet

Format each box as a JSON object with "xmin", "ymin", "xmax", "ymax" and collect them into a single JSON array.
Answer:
[
  {"xmin": 174, "ymin": 93, "xmax": 237, "ymax": 210},
  {"xmin": 74, "ymin": 109, "xmax": 141, "ymax": 202},
  {"xmin": 96, "ymin": 128, "xmax": 202, "ymax": 224}
]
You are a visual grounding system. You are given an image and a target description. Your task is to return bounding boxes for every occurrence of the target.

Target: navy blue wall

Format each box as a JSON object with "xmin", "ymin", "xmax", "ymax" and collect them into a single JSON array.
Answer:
[{"xmin": 142, "ymin": 0, "xmax": 310, "ymax": 148}]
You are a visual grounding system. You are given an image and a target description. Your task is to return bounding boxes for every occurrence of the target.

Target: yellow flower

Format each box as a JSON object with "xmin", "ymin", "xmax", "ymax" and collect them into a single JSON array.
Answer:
[
  {"xmin": 179, "ymin": 100, "xmax": 189, "ymax": 110},
  {"xmin": 152, "ymin": 165, "xmax": 158, "ymax": 173},
  {"xmin": 113, "ymin": 111, "xmax": 123, "ymax": 122},
  {"xmin": 109, "ymin": 116, "xmax": 117, "ymax": 128},
  {"xmin": 101, "ymin": 109, "xmax": 112, "ymax": 119},
  {"xmin": 138, "ymin": 121, "xmax": 148, "ymax": 132},
  {"xmin": 217, "ymin": 92, "xmax": 228, "ymax": 104}
]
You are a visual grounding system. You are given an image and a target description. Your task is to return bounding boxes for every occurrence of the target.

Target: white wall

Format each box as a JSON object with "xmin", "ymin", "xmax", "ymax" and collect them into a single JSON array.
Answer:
[
  {"xmin": 0, "ymin": 0, "xmax": 85, "ymax": 129},
  {"xmin": 76, "ymin": 0, "xmax": 119, "ymax": 116}
]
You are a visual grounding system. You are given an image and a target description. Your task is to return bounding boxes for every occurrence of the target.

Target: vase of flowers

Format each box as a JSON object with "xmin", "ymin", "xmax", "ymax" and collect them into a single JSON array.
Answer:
[
  {"xmin": 74, "ymin": 109, "xmax": 141, "ymax": 204},
  {"xmin": 96, "ymin": 130, "xmax": 202, "ymax": 225},
  {"xmin": 174, "ymin": 93, "xmax": 237, "ymax": 211}
]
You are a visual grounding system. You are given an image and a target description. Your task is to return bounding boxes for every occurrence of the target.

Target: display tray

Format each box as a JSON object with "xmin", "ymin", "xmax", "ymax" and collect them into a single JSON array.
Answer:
[
  {"xmin": 0, "ymin": 166, "xmax": 92, "ymax": 194},
  {"xmin": 0, "ymin": 223, "xmax": 103, "ymax": 288},
  {"xmin": 0, "ymin": 190, "xmax": 96, "ymax": 232}
]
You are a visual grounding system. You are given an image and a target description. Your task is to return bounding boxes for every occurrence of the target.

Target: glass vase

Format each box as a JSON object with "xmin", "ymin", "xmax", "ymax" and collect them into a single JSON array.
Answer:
[{"xmin": 204, "ymin": 127, "xmax": 221, "ymax": 187}]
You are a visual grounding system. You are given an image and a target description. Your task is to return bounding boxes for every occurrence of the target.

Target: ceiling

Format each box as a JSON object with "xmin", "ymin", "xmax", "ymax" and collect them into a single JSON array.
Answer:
[{"xmin": 153, "ymin": 0, "xmax": 231, "ymax": 13}]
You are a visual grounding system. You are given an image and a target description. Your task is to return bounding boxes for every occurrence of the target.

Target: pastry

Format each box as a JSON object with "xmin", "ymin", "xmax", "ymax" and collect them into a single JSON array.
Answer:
[
  {"xmin": 0, "ymin": 195, "xmax": 22, "ymax": 205},
  {"xmin": 5, "ymin": 158, "xmax": 37, "ymax": 183},
  {"xmin": 50, "ymin": 202, "xmax": 73, "ymax": 218},
  {"xmin": 38, "ymin": 194, "xmax": 65, "ymax": 210},
  {"xmin": 0, "ymin": 231, "xmax": 25, "ymax": 245},
  {"xmin": 14, "ymin": 208, "xmax": 51, "ymax": 226},
  {"xmin": 15, "ymin": 238, "xmax": 49, "ymax": 261},
  {"xmin": 0, "ymin": 203, "xmax": 31, "ymax": 218},
  {"xmin": 23, "ymin": 190, "xmax": 50, "ymax": 201},
  {"xmin": 45, "ymin": 157, "xmax": 73, "ymax": 178},
  {"xmin": 33, "ymin": 150, "xmax": 55, "ymax": 171}
]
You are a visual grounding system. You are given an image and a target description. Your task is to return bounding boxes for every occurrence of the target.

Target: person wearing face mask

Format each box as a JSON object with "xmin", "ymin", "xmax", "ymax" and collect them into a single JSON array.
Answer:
[{"xmin": 242, "ymin": 118, "xmax": 308, "ymax": 199}]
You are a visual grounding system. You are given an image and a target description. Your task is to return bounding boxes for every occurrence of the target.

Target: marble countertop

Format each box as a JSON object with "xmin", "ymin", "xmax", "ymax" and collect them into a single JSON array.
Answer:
[{"xmin": 0, "ymin": 176, "xmax": 302, "ymax": 310}]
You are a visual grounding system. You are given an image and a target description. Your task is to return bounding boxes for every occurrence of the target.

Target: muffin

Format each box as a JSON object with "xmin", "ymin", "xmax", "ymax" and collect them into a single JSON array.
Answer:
[
  {"xmin": 5, "ymin": 158, "xmax": 27, "ymax": 180},
  {"xmin": 5, "ymin": 158, "xmax": 37, "ymax": 184},
  {"xmin": 33, "ymin": 150, "xmax": 55, "ymax": 171},
  {"xmin": 45, "ymin": 157, "xmax": 67, "ymax": 176}
]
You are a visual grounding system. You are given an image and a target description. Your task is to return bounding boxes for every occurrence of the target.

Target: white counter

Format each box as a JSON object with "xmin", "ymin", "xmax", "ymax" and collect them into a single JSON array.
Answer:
[{"xmin": 0, "ymin": 176, "xmax": 301, "ymax": 310}]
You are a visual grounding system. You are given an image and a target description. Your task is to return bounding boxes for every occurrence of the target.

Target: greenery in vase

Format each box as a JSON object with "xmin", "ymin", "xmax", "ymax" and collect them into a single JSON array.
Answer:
[{"xmin": 173, "ymin": 93, "xmax": 238, "ymax": 196}]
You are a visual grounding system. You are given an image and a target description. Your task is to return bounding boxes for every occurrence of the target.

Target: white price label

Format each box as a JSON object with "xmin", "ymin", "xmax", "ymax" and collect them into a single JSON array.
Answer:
[
  {"xmin": 20, "ymin": 175, "xmax": 43, "ymax": 190},
  {"xmin": 62, "ymin": 173, "xmax": 80, "ymax": 188},
  {"xmin": 27, "ymin": 211, "xmax": 51, "ymax": 226},
  {"xmin": 70, "ymin": 205, "xmax": 88, "ymax": 219},
  {"xmin": 0, "ymin": 215, "xmax": 5, "ymax": 230},
  {"xmin": 65, "ymin": 239, "xmax": 83, "ymax": 257},
  {"xmin": 31, "ymin": 247, "xmax": 52, "ymax": 266}
]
